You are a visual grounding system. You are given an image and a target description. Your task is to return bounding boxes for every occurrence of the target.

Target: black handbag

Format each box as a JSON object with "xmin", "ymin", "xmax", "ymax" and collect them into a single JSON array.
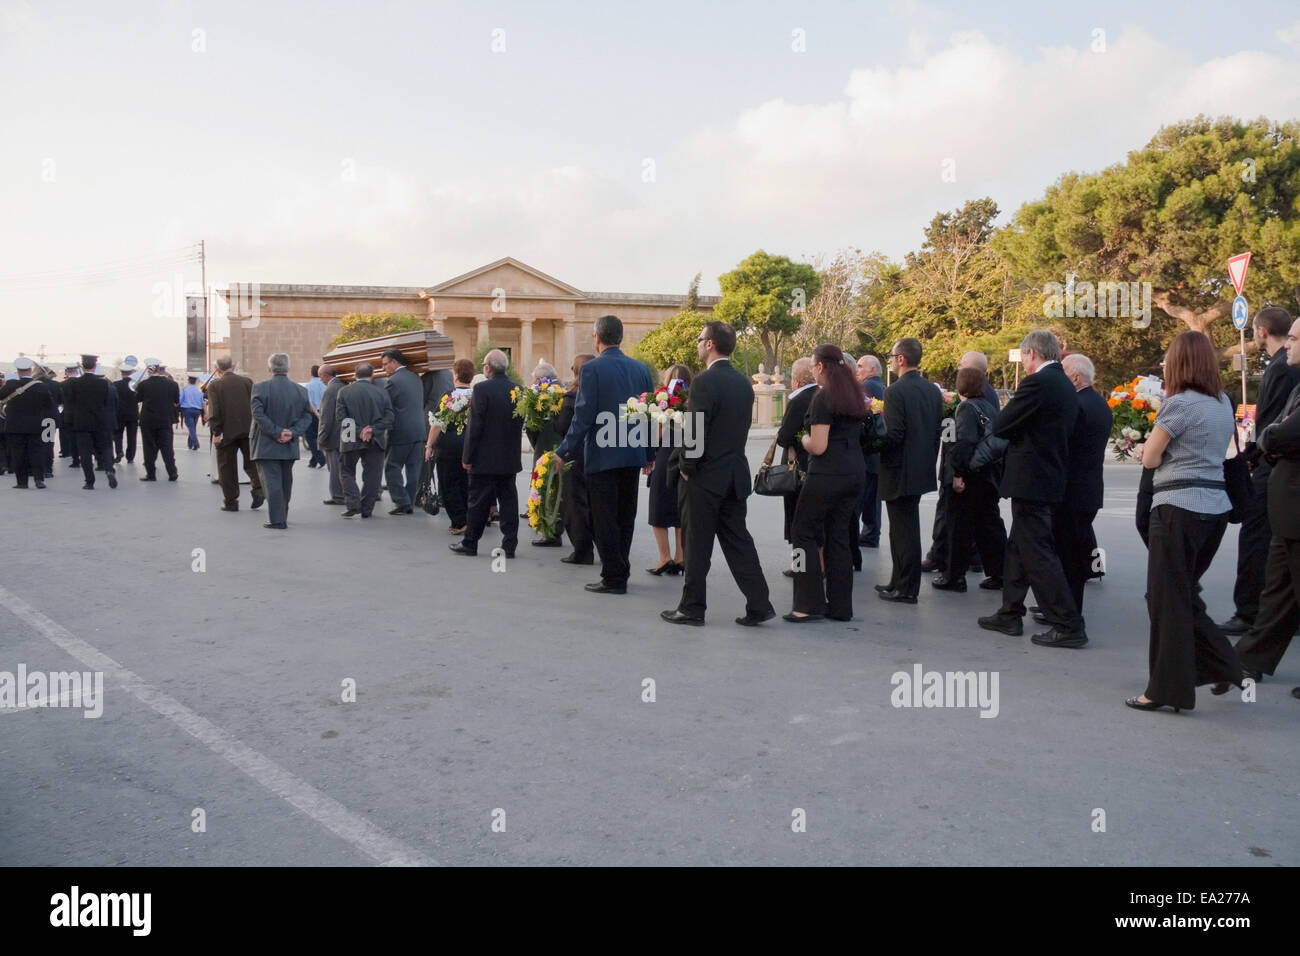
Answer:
[
  {"xmin": 860, "ymin": 411, "xmax": 887, "ymax": 455},
  {"xmin": 1223, "ymin": 430, "xmax": 1252, "ymax": 523},
  {"xmin": 753, "ymin": 437, "xmax": 803, "ymax": 497},
  {"xmin": 415, "ymin": 458, "xmax": 442, "ymax": 515}
]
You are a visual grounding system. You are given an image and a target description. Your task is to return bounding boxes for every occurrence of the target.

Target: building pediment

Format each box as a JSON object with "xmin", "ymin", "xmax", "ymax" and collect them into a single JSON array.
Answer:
[{"xmin": 422, "ymin": 257, "xmax": 585, "ymax": 301}]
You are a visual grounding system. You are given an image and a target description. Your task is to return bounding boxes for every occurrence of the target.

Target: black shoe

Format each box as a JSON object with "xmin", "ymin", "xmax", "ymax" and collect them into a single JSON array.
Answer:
[
  {"xmin": 140, "ymin": 475, "xmax": 157, "ymax": 481},
  {"xmin": 668, "ymin": 561, "xmax": 684, "ymax": 575},
  {"xmin": 389, "ymin": 505, "xmax": 414, "ymax": 515},
  {"xmin": 34, "ymin": 480, "xmax": 45, "ymax": 489},
  {"xmin": 561, "ymin": 553, "xmax": 594, "ymax": 565},
  {"xmin": 977, "ymin": 576, "xmax": 1002, "ymax": 590},
  {"xmin": 532, "ymin": 537, "xmax": 562, "ymax": 547},
  {"xmin": 168, "ymin": 473, "xmax": 178, "ymax": 481},
  {"xmin": 11, "ymin": 483, "xmax": 27, "ymax": 489},
  {"xmin": 873, "ymin": 584, "xmax": 895, "ymax": 594},
  {"xmin": 920, "ymin": 557, "xmax": 939, "ymax": 573},
  {"xmin": 81, "ymin": 482, "xmax": 94, "ymax": 490},
  {"xmin": 661, "ymin": 609, "xmax": 704, "ymax": 626},
  {"xmin": 736, "ymin": 609, "xmax": 776, "ymax": 627},
  {"xmin": 250, "ymin": 494, "xmax": 264, "ymax": 509},
  {"xmin": 1125, "ymin": 696, "xmax": 1180, "ymax": 713},
  {"xmin": 783, "ymin": 612, "xmax": 825, "ymax": 623},
  {"xmin": 647, "ymin": 560, "xmax": 675, "ymax": 575},
  {"xmin": 1219, "ymin": 615, "xmax": 1252, "ymax": 635},
  {"xmin": 323, "ymin": 498, "xmax": 345, "ymax": 505},
  {"xmin": 1028, "ymin": 605, "xmax": 1041, "ymax": 614},
  {"xmin": 1031, "ymin": 626, "xmax": 1088, "ymax": 649},
  {"xmin": 114, "ymin": 456, "xmax": 122, "ymax": 463},
  {"xmin": 341, "ymin": 509, "xmax": 361, "ymax": 517},
  {"xmin": 1032, "ymin": 612, "xmax": 1049, "ymax": 626},
  {"xmin": 1291, "ymin": 687, "xmax": 1300, "ymax": 700},
  {"xmin": 221, "ymin": 504, "xmax": 238, "ymax": 512},
  {"xmin": 503, "ymin": 550, "xmax": 515, "ymax": 559},
  {"xmin": 1210, "ymin": 671, "xmax": 1253, "ymax": 696},
  {"xmin": 931, "ymin": 574, "xmax": 967, "ymax": 592},
  {"xmin": 978, "ymin": 613, "xmax": 1023, "ymax": 636},
  {"xmin": 782, "ymin": 569, "xmax": 796, "ymax": 578},
  {"xmin": 263, "ymin": 522, "xmax": 287, "ymax": 530},
  {"xmin": 877, "ymin": 589, "xmax": 918, "ymax": 604},
  {"xmin": 585, "ymin": 582, "xmax": 626, "ymax": 594},
  {"xmin": 107, "ymin": 473, "xmax": 117, "ymax": 489},
  {"xmin": 449, "ymin": 543, "xmax": 478, "ymax": 556}
]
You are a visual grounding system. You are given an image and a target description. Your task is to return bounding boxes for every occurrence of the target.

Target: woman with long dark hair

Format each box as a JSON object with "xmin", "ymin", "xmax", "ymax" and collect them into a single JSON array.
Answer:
[
  {"xmin": 647, "ymin": 364, "xmax": 691, "ymax": 575},
  {"xmin": 786, "ymin": 344, "xmax": 869, "ymax": 622},
  {"xmin": 1129, "ymin": 331, "xmax": 1244, "ymax": 712}
]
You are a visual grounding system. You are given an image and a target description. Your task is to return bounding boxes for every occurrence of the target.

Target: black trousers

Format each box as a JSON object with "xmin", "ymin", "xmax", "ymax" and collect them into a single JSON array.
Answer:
[
  {"xmin": 140, "ymin": 423, "xmax": 177, "ymax": 478},
  {"xmin": 792, "ymin": 471, "xmax": 863, "ymax": 618},
  {"xmin": 944, "ymin": 480, "xmax": 1005, "ymax": 581},
  {"xmin": 678, "ymin": 478, "xmax": 772, "ymax": 619},
  {"xmin": 436, "ymin": 452, "xmax": 468, "ymax": 527},
  {"xmin": 113, "ymin": 421, "xmax": 138, "ymax": 462},
  {"xmin": 999, "ymin": 499, "xmax": 1082, "ymax": 631},
  {"xmin": 74, "ymin": 430, "xmax": 115, "ymax": 485},
  {"xmin": 216, "ymin": 436, "xmax": 262, "ymax": 506},
  {"xmin": 926, "ymin": 483, "xmax": 952, "ymax": 564},
  {"xmin": 341, "ymin": 447, "xmax": 385, "ymax": 515},
  {"xmin": 463, "ymin": 471, "xmax": 519, "ymax": 553},
  {"xmin": 6, "ymin": 432, "xmax": 46, "ymax": 485},
  {"xmin": 560, "ymin": 461, "xmax": 594, "ymax": 560},
  {"xmin": 1230, "ymin": 469, "xmax": 1271, "ymax": 623},
  {"xmin": 59, "ymin": 425, "xmax": 76, "ymax": 459},
  {"xmin": 885, "ymin": 495, "xmax": 922, "ymax": 597},
  {"xmin": 1234, "ymin": 535, "xmax": 1300, "ymax": 675},
  {"xmin": 1053, "ymin": 505, "xmax": 1099, "ymax": 615},
  {"xmin": 587, "ymin": 466, "xmax": 640, "ymax": 587},
  {"xmin": 860, "ymin": 469, "xmax": 881, "ymax": 545},
  {"xmin": 1144, "ymin": 505, "xmax": 1241, "ymax": 709}
]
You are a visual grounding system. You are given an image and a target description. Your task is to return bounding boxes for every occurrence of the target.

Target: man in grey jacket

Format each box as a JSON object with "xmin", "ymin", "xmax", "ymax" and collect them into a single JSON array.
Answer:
[
  {"xmin": 316, "ymin": 364, "xmax": 346, "ymax": 505},
  {"xmin": 380, "ymin": 348, "xmax": 427, "ymax": 516},
  {"xmin": 336, "ymin": 363, "xmax": 394, "ymax": 518},
  {"xmin": 250, "ymin": 352, "xmax": 313, "ymax": 530}
]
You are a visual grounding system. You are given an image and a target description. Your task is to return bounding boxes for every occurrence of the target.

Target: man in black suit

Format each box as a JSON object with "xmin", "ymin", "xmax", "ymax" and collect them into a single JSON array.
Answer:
[
  {"xmin": 978, "ymin": 330, "xmax": 1083, "ymax": 647},
  {"xmin": 662, "ymin": 321, "xmax": 775, "ymax": 626},
  {"xmin": 1232, "ymin": 317, "xmax": 1300, "ymax": 696},
  {"xmin": 1048, "ymin": 353, "xmax": 1112, "ymax": 620},
  {"xmin": 451, "ymin": 349, "xmax": 523, "ymax": 557},
  {"xmin": 336, "ymin": 363, "xmax": 394, "ymax": 519},
  {"xmin": 63, "ymin": 355, "xmax": 118, "ymax": 490},
  {"xmin": 776, "ymin": 357, "xmax": 817, "ymax": 550},
  {"xmin": 112, "ymin": 360, "xmax": 140, "ymax": 463},
  {"xmin": 876, "ymin": 338, "xmax": 942, "ymax": 603},
  {"xmin": 856, "ymin": 355, "xmax": 886, "ymax": 548},
  {"xmin": 1220, "ymin": 307, "xmax": 1300, "ymax": 635},
  {"xmin": 1, "ymin": 357, "xmax": 57, "ymax": 489},
  {"xmin": 136, "ymin": 360, "xmax": 180, "ymax": 481},
  {"xmin": 555, "ymin": 315, "xmax": 654, "ymax": 593}
]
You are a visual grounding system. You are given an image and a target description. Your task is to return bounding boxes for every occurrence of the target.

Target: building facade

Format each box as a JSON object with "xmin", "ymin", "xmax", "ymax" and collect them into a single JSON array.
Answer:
[{"xmin": 219, "ymin": 257, "xmax": 716, "ymax": 378}]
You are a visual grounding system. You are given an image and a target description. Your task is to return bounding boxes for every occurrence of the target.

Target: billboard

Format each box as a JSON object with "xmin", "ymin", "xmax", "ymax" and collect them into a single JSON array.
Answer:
[{"xmin": 186, "ymin": 295, "xmax": 206, "ymax": 373}]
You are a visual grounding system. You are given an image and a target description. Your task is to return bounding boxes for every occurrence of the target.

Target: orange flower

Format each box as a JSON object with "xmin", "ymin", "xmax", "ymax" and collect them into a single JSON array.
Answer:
[
  {"xmin": 1148, "ymin": 411, "xmax": 1157, "ymax": 422},
  {"xmin": 1107, "ymin": 398, "xmax": 1119, "ymax": 409},
  {"xmin": 1132, "ymin": 399, "xmax": 1146, "ymax": 411}
]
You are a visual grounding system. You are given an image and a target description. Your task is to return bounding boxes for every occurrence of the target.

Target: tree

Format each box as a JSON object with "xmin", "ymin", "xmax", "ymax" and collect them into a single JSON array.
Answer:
[
  {"xmin": 714, "ymin": 250, "xmax": 820, "ymax": 369},
  {"xmin": 329, "ymin": 312, "xmax": 422, "ymax": 348},
  {"xmin": 633, "ymin": 310, "xmax": 709, "ymax": 373},
  {"xmin": 472, "ymin": 337, "xmax": 522, "ymax": 385},
  {"xmin": 684, "ymin": 272, "xmax": 701, "ymax": 313},
  {"xmin": 790, "ymin": 248, "xmax": 873, "ymax": 358}
]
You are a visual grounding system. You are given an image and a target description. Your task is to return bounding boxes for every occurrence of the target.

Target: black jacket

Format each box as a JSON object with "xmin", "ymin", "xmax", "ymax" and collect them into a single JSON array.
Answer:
[
  {"xmin": 62, "ymin": 374, "xmax": 111, "ymax": 432},
  {"xmin": 462, "ymin": 373, "xmax": 523, "ymax": 475},
  {"xmin": 879, "ymin": 370, "xmax": 942, "ymax": 500},
  {"xmin": 1261, "ymin": 382, "xmax": 1300, "ymax": 539},
  {"xmin": 676, "ymin": 358, "xmax": 753, "ymax": 499},
  {"xmin": 1247, "ymin": 346, "xmax": 1300, "ymax": 475},
  {"xmin": 553, "ymin": 390, "xmax": 582, "ymax": 467},
  {"xmin": 993, "ymin": 362, "xmax": 1078, "ymax": 503},
  {"xmin": 113, "ymin": 378, "xmax": 139, "ymax": 424},
  {"xmin": 947, "ymin": 397, "xmax": 998, "ymax": 486},
  {"xmin": 0, "ymin": 377, "xmax": 57, "ymax": 434},
  {"xmin": 776, "ymin": 384, "xmax": 817, "ymax": 473},
  {"xmin": 137, "ymin": 376, "xmax": 180, "ymax": 428},
  {"xmin": 1062, "ymin": 386, "xmax": 1113, "ymax": 513}
]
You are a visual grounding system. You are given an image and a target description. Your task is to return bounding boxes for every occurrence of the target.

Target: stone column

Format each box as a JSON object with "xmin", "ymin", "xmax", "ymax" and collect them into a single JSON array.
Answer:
[
  {"xmin": 562, "ymin": 316, "xmax": 577, "ymax": 372},
  {"xmin": 476, "ymin": 316, "xmax": 491, "ymax": 348},
  {"xmin": 519, "ymin": 316, "xmax": 535, "ymax": 374}
]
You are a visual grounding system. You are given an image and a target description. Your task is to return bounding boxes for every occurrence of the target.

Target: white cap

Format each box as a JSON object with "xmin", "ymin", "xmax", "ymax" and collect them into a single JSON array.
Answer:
[
  {"xmin": 145, "ymin": 357, "xmax": 162, "ymax": 370},
  {"xmin": 119, "ymin": 357, "xmax": 138, "ymax": 372},
  {"xmin": 14, "ymin": 357, "xmax": 34, "ymax": 371}
]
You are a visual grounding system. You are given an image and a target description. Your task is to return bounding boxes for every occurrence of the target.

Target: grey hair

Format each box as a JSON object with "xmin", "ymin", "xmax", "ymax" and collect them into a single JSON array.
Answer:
[
  {"xmin": 531, "ymin": 361, "xmax": 558, "ymax": 383},
  {"xmin": 484, "ymin": 349, "xmax": 509, "ymax": 373},
  {"xmin": 355, "ymin": 362, "xmax": 374, "ymax": 379},
  {"xmin": 1062, "ymin": 353, "xmax": 1095, "ymax": 384},
  {"xmin": 859, "ymin": 354, "xmax": 882, "ymax": 377},
  {"xmin": 791, "ymin": 357, "xmax": 815, "ymax": 386},
  {"xmin": 318, "ymin": 363, "xmax": 336, "ymax": 379},
  {"xmin": 216, "ymin": 356, "xmax": 233, "ymax": 371},
  {"xmin": 1019, "ymin": 330, "xmax": 1061, "ymax": 363},
  {"xmin": 268, "ymin": 352, "xmax": 290, "ymax": 374},
  {"xmin": 959, "ymin": 350, "xmax": 988, "ymax": 372}
]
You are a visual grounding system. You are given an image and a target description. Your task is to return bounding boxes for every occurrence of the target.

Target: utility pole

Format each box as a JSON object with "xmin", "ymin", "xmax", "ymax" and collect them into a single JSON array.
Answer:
[{"xmin": 200, "ymin": 239, "xmax": 209, "ymax": 372}]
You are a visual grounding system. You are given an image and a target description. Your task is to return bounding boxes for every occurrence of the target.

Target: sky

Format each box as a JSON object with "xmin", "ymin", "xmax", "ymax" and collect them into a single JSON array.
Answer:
[{"xmin": 2, "ymin": 0, "xmax": 1299, "ymax": 370}]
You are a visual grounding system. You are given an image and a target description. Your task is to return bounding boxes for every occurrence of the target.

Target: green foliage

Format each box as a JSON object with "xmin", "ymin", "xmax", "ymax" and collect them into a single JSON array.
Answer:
[
  {"xmin": 684, "ymin": 272, "xmax": 701, "ymax": 313},
  {"xmin": 715, "ymin": 250, "xmax": 821, "ymax": 369},
  {"xmin": 329, "ymin": 312, "xmax": 422, "ymax": 348},
  {"xmin": 633, "ymin": 310, "xmax": 709, "ymax": 373},
  {"xmin": 471, "ymin": 337, "xmax": 523, "ymax": 385}
]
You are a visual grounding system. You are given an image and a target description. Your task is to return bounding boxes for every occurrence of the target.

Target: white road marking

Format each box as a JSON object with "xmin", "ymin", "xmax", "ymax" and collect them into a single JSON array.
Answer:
[{"xmin": 0, "ymin": 585, "xmax": 434, "ymax": 866}]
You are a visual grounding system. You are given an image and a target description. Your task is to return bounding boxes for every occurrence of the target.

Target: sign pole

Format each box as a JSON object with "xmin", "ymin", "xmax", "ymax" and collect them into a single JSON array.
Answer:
[{"xmin": 1228, "ymin": 252, "xmax": 1252, "ymax": 437}]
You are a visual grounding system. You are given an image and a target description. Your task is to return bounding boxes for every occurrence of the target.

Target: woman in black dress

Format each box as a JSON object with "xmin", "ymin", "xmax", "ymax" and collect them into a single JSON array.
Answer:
[
  {"xmin": 938, "ymin": 366, "xmax": 1005, "ymax": 591},
  {"xmin": 556, "ymin": 353, "xmax": 596, "ymax": 564},
  {"xmin": 786, "ymin": 344, "xmax": 868, "ymax": 622},
  {"xmin": 647, "ymin": 364, "xmax": 692, "ymax": 575}
]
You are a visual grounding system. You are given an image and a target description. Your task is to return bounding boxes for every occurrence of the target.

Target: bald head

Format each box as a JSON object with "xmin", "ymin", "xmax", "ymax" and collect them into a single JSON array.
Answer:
[
  {"xmin": 958, "ymin": 351, "xmax": 988, "ymax": 372},
  {"xmin": 791, "ymin": 357, "xmax": 815, "ymax": 387}
]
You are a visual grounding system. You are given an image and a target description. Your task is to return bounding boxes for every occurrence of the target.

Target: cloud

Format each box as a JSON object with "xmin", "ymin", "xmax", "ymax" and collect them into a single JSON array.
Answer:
[{"xmin": 1278, "ymin": 19, "xmax": 1300, "ymax": 49}]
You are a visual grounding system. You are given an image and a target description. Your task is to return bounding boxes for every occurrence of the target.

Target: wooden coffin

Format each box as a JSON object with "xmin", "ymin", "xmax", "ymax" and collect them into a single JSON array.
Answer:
[{"xmin": 322, "ymin": 329, "xmax": 455, "ymax": 382}]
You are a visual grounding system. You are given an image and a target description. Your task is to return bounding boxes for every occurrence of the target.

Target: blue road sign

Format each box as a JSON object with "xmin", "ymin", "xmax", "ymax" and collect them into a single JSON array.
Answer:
[{"xmin": 1232, "ymin": 295, "xmax": 1249, "ymax": 331}]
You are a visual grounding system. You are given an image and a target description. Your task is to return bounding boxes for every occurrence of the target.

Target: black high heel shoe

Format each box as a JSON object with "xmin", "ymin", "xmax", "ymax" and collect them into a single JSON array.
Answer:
[
  {"xmin": 668, "ymin": 560, "xmax": 684, "ymax": 575},
  {"xmin": 647, "ymin": 560, "xmax": 674, "ymax": 576},
  {"xmin": 1125, "ymin": 696, "xmax": 1181, "ymax": 713}
]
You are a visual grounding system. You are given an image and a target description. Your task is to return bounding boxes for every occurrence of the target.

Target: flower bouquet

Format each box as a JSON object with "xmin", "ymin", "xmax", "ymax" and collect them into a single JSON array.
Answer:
[
  {"xmin": 513, "ymin": 380, "xmax": 567, "ymax": 433},
  {"xmin": 1108, "ymin": 375, "xmax": 1164, "ymax": 461},
  {"xmin": 432, "ymin": 390, "xmax": 470, "ymax": 434},
  {"xmin": 940, "ymin": 389, "xmax": 959, "ymax": 420},
  {"xmin": 622, "ymin": 378, "xmax": 690, "ymax": 428},
  {"xmin": 862, "ymin": 396, "xmax": 887, "ymax": 453},
  {"xmin": 527, "ymin": 450, "xmax": 571, "ymax": 539}
]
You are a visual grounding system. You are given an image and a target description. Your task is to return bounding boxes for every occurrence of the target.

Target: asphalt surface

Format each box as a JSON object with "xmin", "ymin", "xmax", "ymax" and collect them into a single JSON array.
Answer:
[{"xmin": 1, "ymin": 427, "xmax": 1295, "ymax": 866}]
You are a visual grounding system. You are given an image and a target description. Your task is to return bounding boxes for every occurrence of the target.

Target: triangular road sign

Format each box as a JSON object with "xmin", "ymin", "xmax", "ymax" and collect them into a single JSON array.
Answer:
[{"xmin": 1228, "ymin": 253, "xmax": 1251, "ymax": 295}]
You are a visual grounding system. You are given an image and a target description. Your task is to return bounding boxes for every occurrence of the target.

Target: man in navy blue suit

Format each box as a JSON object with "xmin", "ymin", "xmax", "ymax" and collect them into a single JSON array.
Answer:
[{"xmin": 556, "ymin": 315, "xmax": 654, "ymax": 594}]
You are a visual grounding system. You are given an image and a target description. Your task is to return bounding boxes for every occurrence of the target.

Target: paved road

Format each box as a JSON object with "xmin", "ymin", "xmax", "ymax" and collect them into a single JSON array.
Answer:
[{"xmin": 1, "ymin": 433, "xmax": 1294, "ymax": 866}]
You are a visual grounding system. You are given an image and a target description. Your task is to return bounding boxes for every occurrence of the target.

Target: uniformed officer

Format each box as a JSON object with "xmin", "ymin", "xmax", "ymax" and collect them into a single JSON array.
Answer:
[
  {"xmin": 62, "ymin": 354, "xmax": 117, "ymax": 490},
  {"xmin": 113, "ymin": 358, "xmax": 140, "ymax": 463},
  {"xmin": 0, "ymin": 357, "xmax": 58, "ymax": 488},
  {"xmin": 136, "ymin": 358, "xmax": 180, "ymax": 481}
]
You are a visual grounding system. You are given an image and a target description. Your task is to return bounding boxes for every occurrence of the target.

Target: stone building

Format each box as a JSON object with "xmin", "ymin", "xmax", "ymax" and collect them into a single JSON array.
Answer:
[{"xmin": 218, "ymin": 257, "xmax": 716, "ymax": 378}]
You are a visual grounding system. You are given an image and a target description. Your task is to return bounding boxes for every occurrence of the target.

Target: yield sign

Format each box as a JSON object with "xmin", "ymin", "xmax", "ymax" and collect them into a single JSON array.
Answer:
[{"xmin": 1227, "ymin": 253, "xmax": 1251, "ymax": 295}]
